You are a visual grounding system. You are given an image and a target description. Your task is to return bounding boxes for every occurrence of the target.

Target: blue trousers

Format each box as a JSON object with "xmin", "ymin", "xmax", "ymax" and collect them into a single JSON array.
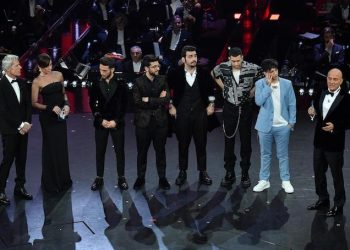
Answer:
[{"xmin": 258, "ymin": 125, "xmax": 291, "ymax": 181}]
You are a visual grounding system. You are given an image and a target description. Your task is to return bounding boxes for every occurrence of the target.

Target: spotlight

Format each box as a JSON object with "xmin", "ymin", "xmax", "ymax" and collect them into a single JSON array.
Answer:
[
  {"xmin": 72, "ymin": 81, "xmax": 77, "ymax": 88},
  {"xmin": 270, "ymin": 14, "xmax": 280, "ymax": 21},
  {"xmin": 233, "ymin": 13, "xmax": 241, "ymax": 20},
  {"xmin": 127, "ymin": 82, "xmax": 133, "ymax": 90},
  {"xmin": 299, "ymin": 88, "xmax": 305, "ymax": 96},
  {"xmin": 308, "ymin": 88, "xmax": 314, "ymax": 96},
  {"xmin": 81, "ymin": 81, "xmax": 86, "ymax": 88},
  {"xmin": 63, "ymin": 80, "xmax": 68, "ymax": 87}
]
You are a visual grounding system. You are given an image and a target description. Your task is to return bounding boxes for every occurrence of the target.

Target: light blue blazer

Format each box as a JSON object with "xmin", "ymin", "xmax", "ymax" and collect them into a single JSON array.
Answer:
[{"xmin": 254, "ymin": 77, "xmax": 296, "ymax": 133}]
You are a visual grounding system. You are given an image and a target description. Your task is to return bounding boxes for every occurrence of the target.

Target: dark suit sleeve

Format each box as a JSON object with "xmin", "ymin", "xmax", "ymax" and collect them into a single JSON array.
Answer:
[
  {"xmin": 114, "ymin": 81, "xmax": 127, "ymax": 124},
  {"xmin": 0, "ymin": 81, "xmax": 21, "ymax": 129},
  {"xmin": 149, "ymin": 77, "xmax": 170, "ymax": 107},
  {"xmin": 88, "ymin": 83, "xmax": 103, "ymax": 126},
  {"xmin": 133, "ymin": 78, "xmax": 150, "ymax": 110}
]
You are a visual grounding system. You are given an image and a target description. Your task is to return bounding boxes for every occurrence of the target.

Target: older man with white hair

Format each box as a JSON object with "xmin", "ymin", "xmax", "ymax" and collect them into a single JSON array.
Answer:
[{"xmin": 0, "ymin": 54, "xmax": 32, "ymax": 206}]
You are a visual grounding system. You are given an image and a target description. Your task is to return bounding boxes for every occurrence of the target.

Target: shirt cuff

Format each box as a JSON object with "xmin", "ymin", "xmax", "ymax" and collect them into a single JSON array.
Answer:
[{"xmin": 18, "ymin": 122, "xmax": 25, "ymax": 131}]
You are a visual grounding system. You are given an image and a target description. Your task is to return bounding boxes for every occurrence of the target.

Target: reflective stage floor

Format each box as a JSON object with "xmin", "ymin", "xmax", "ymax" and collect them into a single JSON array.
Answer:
[{"xmin": 0, "ymin": 112, "xmax": 349, "ymax": 250}]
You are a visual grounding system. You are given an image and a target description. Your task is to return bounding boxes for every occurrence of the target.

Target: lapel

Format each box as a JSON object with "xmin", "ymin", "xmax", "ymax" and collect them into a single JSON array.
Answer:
[
  {"xmin": 319, "ymin": 91, "xmax": 326, "ymax": 120},
  {"xmin": 99, "ymin": 81, "xmax": 108, "ymax": 100},
  {"xmin": 324, "ymin": 92, "xmax": 343, "ymax": 120},
  {"xmin": 18, "ymin": 81, "xmax": 25, "ymax": 105},
  {"xmin": 5, "ymin": 77, "xmax": 21, "ymax": 106}
]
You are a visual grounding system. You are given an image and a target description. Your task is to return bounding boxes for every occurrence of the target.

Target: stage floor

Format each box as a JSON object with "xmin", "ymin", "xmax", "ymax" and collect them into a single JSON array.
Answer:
[{"xmin": 0, "ymin": 111, "xmax": 349, "ymax": 250}]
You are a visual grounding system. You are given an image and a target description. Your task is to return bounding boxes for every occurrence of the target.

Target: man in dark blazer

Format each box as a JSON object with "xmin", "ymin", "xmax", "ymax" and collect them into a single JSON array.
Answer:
[
  {"xmin": 307, "ymin": 68, "xmax": 350, "ymax": 217},
  {"xmin": 89, "ymin": 56, "xmax": 128, "ymax": 191},
  {"xmin": 168, "ymin": 45, "xmax": 215, "ymax": 186},
  {"xmin": 133, "ymin": 54, "xmax": 171, "ymax": 190},
  {"xmin": 159, "ymin": 15, "xmax": 193, "ymax": 70},
  {"xmin": 0, "ymin": 54, "xmax": 32, "ymax": 206}
]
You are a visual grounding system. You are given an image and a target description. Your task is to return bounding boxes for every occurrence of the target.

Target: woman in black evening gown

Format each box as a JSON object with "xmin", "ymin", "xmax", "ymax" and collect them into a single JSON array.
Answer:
[{"xmin": 31, "ymin": 53, "xmax": 72, "ymax": 193}]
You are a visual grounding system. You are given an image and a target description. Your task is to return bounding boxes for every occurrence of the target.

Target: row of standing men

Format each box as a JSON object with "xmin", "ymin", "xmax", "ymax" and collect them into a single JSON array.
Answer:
[{"xmin": 1, "ymin": 46, "xmax": 350, "ymax": 218}]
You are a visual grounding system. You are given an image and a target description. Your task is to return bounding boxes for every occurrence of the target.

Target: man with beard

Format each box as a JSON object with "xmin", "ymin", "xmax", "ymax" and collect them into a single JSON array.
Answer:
[
  {"xmin": 133, "ymin": 54, "xmax": 171, "ymax": 190},
  {"xmin": 168, "ymin": 45, "xmax": 215, "ymax": 186},
  {"xmin": 89, "ymin": 56, "xmax": 128, "ymax": 191}
]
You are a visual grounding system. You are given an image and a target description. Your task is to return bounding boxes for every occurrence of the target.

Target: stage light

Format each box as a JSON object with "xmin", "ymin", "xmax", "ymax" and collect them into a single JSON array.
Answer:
[
  {"xmin": 233, "ymin": 13, "xmax": 242, "ymax": 20},
  {"xmin": 72, "ymin": 81, "xmax": 77, "ymax": 88},
  {"xmin": 63, "ymin": 80, "xmax": 68, "ymax": 87},
  {"xmin": 308, "ymin": 89, "xmax": 314, "ymax": 96},
  {"xmin": 81, "ymin": 81, "xmax": 86, "ymax": 88},
  {"xmin": 270, "ymin": 14, "xmax": 280, "ymax": 21},
  {"xmin": 299, "ymin": 88, "xmax": 305, "ymax": 96}
]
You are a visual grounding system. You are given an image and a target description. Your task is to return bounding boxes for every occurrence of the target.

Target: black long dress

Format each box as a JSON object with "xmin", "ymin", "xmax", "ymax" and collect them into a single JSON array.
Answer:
[{"xmin": 39, "ymin": 82, "xmax": 72, "ymax": 193}]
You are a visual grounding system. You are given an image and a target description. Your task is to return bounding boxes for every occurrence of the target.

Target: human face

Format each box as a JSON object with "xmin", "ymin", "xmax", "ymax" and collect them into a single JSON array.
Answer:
[
  {"xmin": 146, "ymin": 61, "xmax": 160, "ymax": 77},
  {"xmin": 264, "ymin": 68, "xmax": 279, "ymax": 82},
  {"xmin": 183, "ymin": 51, "xmax": 197, "ymax": 68},
  {"xmin": 6, "ymin": 59, "xmax": 22, "ymax": 78},
  {"xmin": 323, "ymin": 32, "xmax": 333, "ymax": 44},
  {"xmin": 130, "ymin": 48, "xmax": 142, "ymax": 63},
  {"xmin": 40, "ymin": 60, "xmax": 52, "ymax": 75},
  {"xmin": 99, "ymin": 64, "xmax": 114, "ymax": 80},
  {"xmin": 327, "ymin": 68, "xmax": 343, "ymax": 92},
  {"xmin": 173, "ymin": 17, "xmax": 182, "ymax": 33},
  {"xmin": 229, "ymin": 55, "xmax": 243, "ymax": 70}
]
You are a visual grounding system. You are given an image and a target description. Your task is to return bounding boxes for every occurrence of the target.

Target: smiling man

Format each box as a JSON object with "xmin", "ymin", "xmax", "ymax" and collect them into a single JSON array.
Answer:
[{"xmin": 307, "ymin": 68, "xmax": 350, "ymax": 217}]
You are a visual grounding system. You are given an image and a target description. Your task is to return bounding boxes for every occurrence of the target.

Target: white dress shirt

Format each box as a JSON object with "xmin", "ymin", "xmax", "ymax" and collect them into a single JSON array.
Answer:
[
  {"xmin": 322, "ymin": 87, "xmax": 341, "ymax": 118},
  {"xmin": 5, "ymin": 75, "xmax": 20, "ymax": 102},
  {"xmin": 132, "ymin": 61, "xmax": 142, "ymax": 73},
  {"xmin": 170, "ymin": 30, "xmax": 181, "ymax": 51},
  {"xmin": 185, "ymin": 68, "xmax": 197, "ymax": 87}
]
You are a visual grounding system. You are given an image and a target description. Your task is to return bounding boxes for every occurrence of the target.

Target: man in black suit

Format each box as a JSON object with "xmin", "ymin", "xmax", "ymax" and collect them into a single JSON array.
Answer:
[
  {"xmin": 0, "ymin": 54, "xmax": 32, "ymax": 206},
  {"xmin": 132, "ymin": 54, "xmax": 171, "ymax": 190},
  {"xmin": 307, "ymin": 68, "xmax": 350, "ymax": 217},
  {"xmin": 168, "ymin": 45, "xmax": 215, "ymax": 186},
  {"xmin": 89, "ymin": 56, "xmax": 128, "ymax": 191}
]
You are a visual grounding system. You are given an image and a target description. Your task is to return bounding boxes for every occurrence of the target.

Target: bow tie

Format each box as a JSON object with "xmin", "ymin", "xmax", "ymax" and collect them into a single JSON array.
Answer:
[
  {"xmin": 10, "ymin": 79, "xmax": 17, "ymax": 84},
  {"xmin": 326, "ymin": 90, "xmax": 334, "ymax": 97}
]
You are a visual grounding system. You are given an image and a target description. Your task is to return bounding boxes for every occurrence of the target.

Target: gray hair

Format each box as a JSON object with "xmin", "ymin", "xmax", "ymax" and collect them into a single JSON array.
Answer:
[{"xmin": 2, "ymin": 54, "xmax": 19, "ymax": 72}]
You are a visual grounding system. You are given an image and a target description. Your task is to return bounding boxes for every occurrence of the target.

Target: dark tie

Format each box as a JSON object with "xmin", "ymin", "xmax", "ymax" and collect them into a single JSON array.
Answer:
[
  {"xmin": 11, "ymin": 79, "xmax": 17, "ymax": 84},
  {"xmin": 326, "ymin": 90, "xmax": 334, "ymax": 97}
]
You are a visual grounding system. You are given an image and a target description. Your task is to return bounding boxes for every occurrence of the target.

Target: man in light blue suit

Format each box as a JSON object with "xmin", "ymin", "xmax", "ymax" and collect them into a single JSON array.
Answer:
[{"xmin": 253, "ymin": 59, "xmax": 296, "ymax": 194}]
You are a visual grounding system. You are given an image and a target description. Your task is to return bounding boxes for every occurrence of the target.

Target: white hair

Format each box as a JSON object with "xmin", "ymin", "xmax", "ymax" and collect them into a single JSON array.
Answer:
[{"xmin": 2, "ymin": 54, "xmax": 19, "ymax": 72}]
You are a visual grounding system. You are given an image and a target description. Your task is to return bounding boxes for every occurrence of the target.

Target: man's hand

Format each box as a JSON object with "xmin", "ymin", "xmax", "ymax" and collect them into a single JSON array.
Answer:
[
  {"xmin": 308, "ymin": 106, "xmax": 316, "ymax": 116},
  {"xmin": 322, "ymin": 122, "xmax": 334, "ymax": 133},
  {"xmin": 207, "ymin": 103, "xmax": 214, "ymax": 116},
  {"xmin": 142, "ymin": 97, "xmax": 149, "ymax": 102},
  {"xmin": 169, "ymin": 104, "xmax": 177, "ymax": 118},
  {"xmin": 102, "ymin": 119, "xmax": 109, "ymax": 128},
  {"xmin": 107, "ymin": 120, "xmax": 117, "ymax": 129},
  {"xmin": 160, "ymin": 90, "xmax": 167, "ymax": 98},
  {"xmin": 325, "ymin": 39, "xmax": 334, "ymax": 51},
  {"xmin": 19, "ymin": 122, "xmax": 32, "ymax": 135},
  {"xmin": 265, "ymin": 73, "xmax": 272, "ymax": 86},
  {"xmin": 63, "ymin": 105, "xmax": 70, "ymax": 116}
]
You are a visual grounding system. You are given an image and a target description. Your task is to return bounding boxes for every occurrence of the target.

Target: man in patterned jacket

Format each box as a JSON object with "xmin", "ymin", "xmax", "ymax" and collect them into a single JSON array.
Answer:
[{"xmin": 211, "ymin": 47, "xmax": 263, "ymax": 189}]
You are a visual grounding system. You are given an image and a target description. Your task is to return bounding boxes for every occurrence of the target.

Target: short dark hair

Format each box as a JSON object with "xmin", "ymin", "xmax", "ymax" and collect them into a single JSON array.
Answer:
[
  {"xmin": 37, "ymin": 53, "xmax": 51, "ymax": 68},
  {"xmin": 228, "ymin": 47, "xmax": 243, "ymax": 57},
  {"xmin": 261, "ymin": 59, "xmax": 279, "ymax": 72},
  {"xmin": 100, "ymin": 56, "xmax": 115, "ymax": 68},
  {"xmin": 181, "ymin": 45, "xmax": 197, "ymax": 58},
  {"xmin": 142, "ymin": 54, "xmax": 158, "ymax": 67}
]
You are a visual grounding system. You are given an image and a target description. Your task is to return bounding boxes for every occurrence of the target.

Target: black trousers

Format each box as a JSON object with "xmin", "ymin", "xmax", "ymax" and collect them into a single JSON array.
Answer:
[
  {"xmin": 0, "ymin": 133, "xmax": 28, "ymax": 192},
  {"xmin": 95, "ymin": 127, "xmax": 125, "ymax": 178},
  {"xmin": 135, "ymin": 118, "xmax": 167, "ymax": 178},
  {"xmin": 176, "ymin": 108, "xmax": 207, "ymax": 171},
  {"xmin": 223, "ymin": 102, "xmax": 252, "ymax": 174},
  {"xmin": 313, "ymin": 147, "xmax": 345, "ymax": 207}
]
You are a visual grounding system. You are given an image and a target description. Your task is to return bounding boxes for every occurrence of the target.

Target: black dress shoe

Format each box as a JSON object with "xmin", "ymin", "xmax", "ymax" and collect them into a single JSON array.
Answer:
[
  {"xmin": 199, "ymin": 171, "xmax": 212, "ymax": 185},
  {"xmin": 241, "ymin": 173, "xmax": 251, "ymax": 188},
  {"xmin": 133, "ymin": 178, "xmax": 145, "ymax": 190},
  {"xmin": 307, "ymin": 200, "xmax": 330, "ymax": 210},
  {"xmin": 118, "ymin": 177, "xmax": 128, "ymax": 190},
  {"xmin": 159, "ymin": 177, "xmax": 171, "ymax": 190},
  {"xmin": 14, "ymin": 186, "xmax": 33, "ymax": 200},
  {"xmin": 220, "ymin": 171, "xmax": 236, "ymax": 188},
  {"xmin": 326, "ymin": 206, "xmax": 343, "ymax": 217},
  {"xmin": 91, "ymin": 177, "xmax": 104, "ymax": 191},
  {"xmin": 175, "ymin": 170, "xmax": 187, "ymax": 186},
  {"xmin": 0, "ymin": 192, "xmax": 10, "ymax": 206}
]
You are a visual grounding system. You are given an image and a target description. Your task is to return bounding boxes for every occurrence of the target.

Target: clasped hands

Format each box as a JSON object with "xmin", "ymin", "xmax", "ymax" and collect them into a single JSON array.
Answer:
[
  {"xmin": 52, "ymin": 105, "xmax": 70, "ymax": 116},
  {"xmin": 102, "ymin": 119, "xmax": 117, "ymax": 129}
]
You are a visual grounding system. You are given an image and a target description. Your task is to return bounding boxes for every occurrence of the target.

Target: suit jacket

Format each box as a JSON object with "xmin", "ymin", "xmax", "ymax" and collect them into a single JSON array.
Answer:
[
  {"xmin": 255, "ymin": 77, "xmax": 296, "ymax": 133},
  {"xmin": 133, "ymin": 74, "xmax": 170, "ymax": 128},
  {"xmin": 168, "ymin": 66, "xmax": 220, "ymax": 131},
  {"xmin": 313, "ymin": 87, "xmax": 350, "ymax": 152},
  {"xmin": 88, "ymin": 74, "xmax": 127, "ymax": 128},
  {"xmin": 313, "ymin": 43, "xmax": 345, "ymax": 74},
  {"xmin": 122, "ymin": 60, "xmax": 144, "ymax": 83},
  {"xmin": 0, "ymin": 76, "xmax": 32, "ymax": 134}
]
